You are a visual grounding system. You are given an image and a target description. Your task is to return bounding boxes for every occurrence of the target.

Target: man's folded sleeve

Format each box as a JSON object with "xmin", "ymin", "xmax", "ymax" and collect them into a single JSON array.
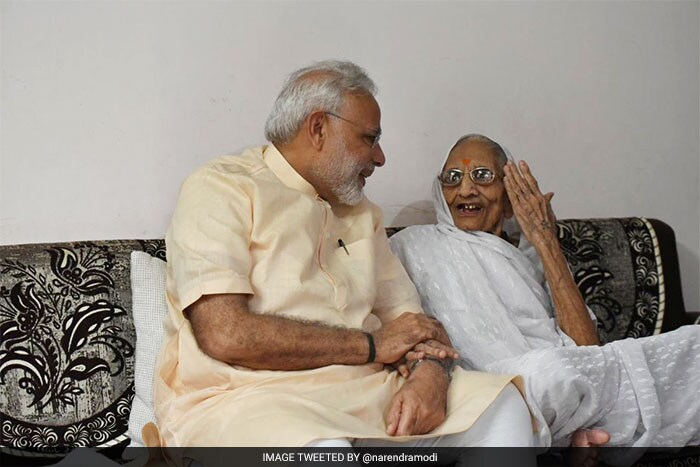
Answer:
[{"xmin": 166, "ymin": 168, "xmax": 255, "ymax": 312}]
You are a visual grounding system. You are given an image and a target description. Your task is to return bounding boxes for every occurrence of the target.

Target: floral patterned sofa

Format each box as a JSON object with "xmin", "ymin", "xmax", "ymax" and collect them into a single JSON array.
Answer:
[{"xmin": 0, "ymin": 217, "xmax": 697, "ymax": 465}]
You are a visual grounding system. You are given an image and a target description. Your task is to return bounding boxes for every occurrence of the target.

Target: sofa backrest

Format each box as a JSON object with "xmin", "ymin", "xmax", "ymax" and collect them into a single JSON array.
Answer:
[{"xmin": 0, "ymin": 218, "xmax": 686, "ymax": 456}]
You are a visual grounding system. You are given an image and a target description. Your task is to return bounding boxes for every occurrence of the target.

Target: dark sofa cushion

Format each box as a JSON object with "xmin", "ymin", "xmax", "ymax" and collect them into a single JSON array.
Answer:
[{"xmin": 0, "ymin": 240, "xmax": 163, "ymax": 458}]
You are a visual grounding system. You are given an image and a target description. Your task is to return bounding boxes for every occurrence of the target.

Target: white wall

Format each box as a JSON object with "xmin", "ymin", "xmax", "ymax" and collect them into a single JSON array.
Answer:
[{"xmin": 1, "ymin": 1, "xmax": 698, "ymax": 310}]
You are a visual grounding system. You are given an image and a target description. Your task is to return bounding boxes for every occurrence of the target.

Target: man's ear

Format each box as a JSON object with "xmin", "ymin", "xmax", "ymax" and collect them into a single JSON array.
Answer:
[{"xmin": 307, "ymin": 111, "xmax": 327, "ymax": 150}]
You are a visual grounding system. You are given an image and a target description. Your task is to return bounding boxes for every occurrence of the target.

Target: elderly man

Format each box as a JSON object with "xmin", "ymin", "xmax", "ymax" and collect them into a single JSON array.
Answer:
[{"xmin": 154, "ymin": 61, "xmax": 533, "ymax": 456}]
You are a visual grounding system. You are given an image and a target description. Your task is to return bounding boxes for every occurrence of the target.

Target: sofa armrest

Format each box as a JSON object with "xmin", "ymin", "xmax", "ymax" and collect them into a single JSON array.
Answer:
[
  {"xmin": 686, "ymin": 311, "xmax": 700, "ymax": 326},
  {"xmin": 647, "ymin": 219, "xmax": 689, "ymax": 333}
]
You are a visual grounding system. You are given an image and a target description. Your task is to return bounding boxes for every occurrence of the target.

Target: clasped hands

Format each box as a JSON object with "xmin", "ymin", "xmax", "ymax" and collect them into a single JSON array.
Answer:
[{"xmin": 370, "ymin": 312, "xmax": 459, "ymax": 437}]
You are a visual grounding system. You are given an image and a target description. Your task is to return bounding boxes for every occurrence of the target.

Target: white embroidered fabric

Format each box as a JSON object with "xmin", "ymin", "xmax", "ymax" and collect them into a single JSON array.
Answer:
[
  {"xmin": 390, "ymin": 225, "xmax": 700, "ymax": 456},
  {"xmin": 388, "ymin": 157, "xmax": 700, "ymax": 462}
]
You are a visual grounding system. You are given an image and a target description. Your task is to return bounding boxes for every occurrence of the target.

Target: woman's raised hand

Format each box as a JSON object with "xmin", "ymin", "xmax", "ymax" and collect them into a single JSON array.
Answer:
[
  {"xmin": 505, "ymin": 160, "xmax": 600, "ymax": 346},
  {"xmin": 503, "ymin": 160, "xmax": 557, "ymax": 246}
]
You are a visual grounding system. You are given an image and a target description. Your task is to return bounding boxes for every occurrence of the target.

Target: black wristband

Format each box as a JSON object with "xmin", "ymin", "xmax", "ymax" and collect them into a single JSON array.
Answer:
[{"xmin": 364, "ymin": 332, "xmax": 376, "ymax": 363}]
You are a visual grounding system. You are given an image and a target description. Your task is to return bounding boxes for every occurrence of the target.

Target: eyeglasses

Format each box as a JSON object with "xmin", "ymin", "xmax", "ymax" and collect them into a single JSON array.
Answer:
[
  {"xmin": 325, "ymin": 112, "xmax": 382, "ymax": 148},
  {"xmin": 438, "ymin": 167, "xmax": 499, "ymax": 186}
]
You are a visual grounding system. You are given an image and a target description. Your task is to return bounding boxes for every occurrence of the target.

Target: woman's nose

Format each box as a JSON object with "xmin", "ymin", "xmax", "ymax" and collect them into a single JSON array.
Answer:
[{"xmin": 458, "ymin": 177, "xmax": 479, "ymax": 196}]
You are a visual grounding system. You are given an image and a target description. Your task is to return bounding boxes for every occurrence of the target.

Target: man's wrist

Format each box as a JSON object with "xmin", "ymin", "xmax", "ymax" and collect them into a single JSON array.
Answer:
[{"xmin": 409, "ymin": 356, "xmax": 454, "ymax": 383}]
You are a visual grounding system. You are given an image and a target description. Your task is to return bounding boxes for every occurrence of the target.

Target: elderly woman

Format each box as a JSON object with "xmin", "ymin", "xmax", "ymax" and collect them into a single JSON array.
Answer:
[{"xmin": 389, "ymin": 134, "xmax": 700, "ymax": 461}]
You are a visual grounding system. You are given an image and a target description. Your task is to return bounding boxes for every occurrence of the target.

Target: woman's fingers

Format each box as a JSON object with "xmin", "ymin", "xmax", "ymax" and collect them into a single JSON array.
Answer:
[
  {"xmin": 518, "ymin": 161, "xmax": 542, "ymax": 196},
  {"xmin": 504, "ymin": 168, "xmax": 527, "ymax": 214},
  {"xmin": 508, "ymin": 161, "xmax": 553, "ymax": 212},
  {"xmin": 419, "ymin": 339, "xmax": 459, "ymax": 359},
  {"xmin": 404, "ymin": 350, "xmax": 425, "ymax": 362},
  {"xmin": 503, "ymin": 167, "xmax": 519, "ymax": 200},
  {"xmin": 505, "ymin": 162, "xmax": 554, "ymax": 230},
  {"xmin": 506, "ymin": 161, "xmax": 560, "ymax": 240},
  {"xmin": 505, "ymin": 161, "xmax": 531, "ymax": 196},
  {"xmin": 518, "ymin": 160, "xmax": 543, "ymax": 195},
  {"xmin": 504, "ymin": 176, "xmax": 525, "ymax": 222}
]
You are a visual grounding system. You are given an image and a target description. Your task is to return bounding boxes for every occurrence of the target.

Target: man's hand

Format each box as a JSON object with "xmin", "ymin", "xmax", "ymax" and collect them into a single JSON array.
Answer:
[
  {"xmin": 503, "ymin": 160, "xmax": 557, "ymax": 247},
  {"xmin": 385, "ymin": 360, "xmax": 449, "ymax": 436},
  {"xmin": 372, "ymin": 313, "xmax": 458, "ymax": 365}
]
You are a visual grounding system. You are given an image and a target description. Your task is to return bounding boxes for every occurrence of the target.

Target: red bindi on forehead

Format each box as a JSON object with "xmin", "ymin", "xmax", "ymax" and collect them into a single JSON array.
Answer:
[{"xmin": 462, "ymin": 159, "xmax": 471, "ymax": 167}]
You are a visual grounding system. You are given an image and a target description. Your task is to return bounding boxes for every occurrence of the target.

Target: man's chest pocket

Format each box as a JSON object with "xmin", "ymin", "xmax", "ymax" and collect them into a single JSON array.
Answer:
[{"xmin": 331, "ymin": 238, "xmax": 377, "ymax": 302}]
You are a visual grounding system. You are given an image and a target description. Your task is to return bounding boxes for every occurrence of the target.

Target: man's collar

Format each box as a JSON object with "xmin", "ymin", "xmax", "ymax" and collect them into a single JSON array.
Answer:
[{"xmin": 263, "ymin": 144, "xmax": 318, "ymax": 197}]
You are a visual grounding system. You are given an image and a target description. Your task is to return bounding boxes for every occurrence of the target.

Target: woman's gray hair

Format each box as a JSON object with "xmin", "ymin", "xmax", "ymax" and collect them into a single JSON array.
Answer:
[
  {"xmin": 449, "ymin": 134, "xmax": 508, "ymax": 169},
  {"xmin": 264, "ymin": 60, "xmax": 377, "ymax": 144}
]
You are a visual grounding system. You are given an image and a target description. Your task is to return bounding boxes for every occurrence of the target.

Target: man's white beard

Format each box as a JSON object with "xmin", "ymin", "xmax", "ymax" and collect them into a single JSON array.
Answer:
[{"xmin": 314, "ymin": 140, "xmax": 368, "ymax": 206}]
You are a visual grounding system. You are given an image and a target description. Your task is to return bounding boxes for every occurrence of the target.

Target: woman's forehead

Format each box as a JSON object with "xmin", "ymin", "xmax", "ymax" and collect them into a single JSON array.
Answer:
[{"xmin": 445, "ymin": 141, "xmax": 500, "ymax": 168}]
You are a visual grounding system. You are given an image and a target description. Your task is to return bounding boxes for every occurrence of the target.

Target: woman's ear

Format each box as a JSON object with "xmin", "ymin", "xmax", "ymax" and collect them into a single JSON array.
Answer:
[{"xmin": 307, "ymin": 111, "xmax": 327, "ymax": 150}]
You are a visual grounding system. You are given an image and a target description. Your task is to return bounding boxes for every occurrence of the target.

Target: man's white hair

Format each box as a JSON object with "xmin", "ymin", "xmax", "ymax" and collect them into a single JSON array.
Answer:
[{"xmin": 264, "ymin": 60, "xmax": 377, "ymax": 144}]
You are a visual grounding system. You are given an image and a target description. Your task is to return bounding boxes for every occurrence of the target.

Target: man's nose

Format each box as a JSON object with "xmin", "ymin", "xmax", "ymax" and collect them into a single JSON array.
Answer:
[{"xmin": 373, "ymin": 144, "xmax": 385, "ymax": 167}]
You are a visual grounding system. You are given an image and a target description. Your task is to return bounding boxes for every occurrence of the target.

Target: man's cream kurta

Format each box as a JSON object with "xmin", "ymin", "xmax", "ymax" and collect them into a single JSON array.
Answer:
[{"xmin": 155, "ymin": 145, "xmax": 518, "ymax": 447}]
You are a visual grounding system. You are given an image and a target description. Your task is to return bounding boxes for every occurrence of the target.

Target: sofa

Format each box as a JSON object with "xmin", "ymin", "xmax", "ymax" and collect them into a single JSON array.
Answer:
[{"xmin": 1, "ymin": 217, "xmax": 698, "ymax": 465}]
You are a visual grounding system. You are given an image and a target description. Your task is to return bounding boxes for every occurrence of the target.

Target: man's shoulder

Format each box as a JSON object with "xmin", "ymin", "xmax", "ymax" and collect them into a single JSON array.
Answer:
[
  {"xmin": 194, "ymin": 146, "xmax": 268, "ymax": 179},
  {"xmin": 181, "ymin": 146, "xmax": 272, "ymax": 193}
]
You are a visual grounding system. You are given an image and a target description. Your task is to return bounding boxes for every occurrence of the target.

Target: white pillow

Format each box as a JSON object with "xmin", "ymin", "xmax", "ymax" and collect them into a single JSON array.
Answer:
[{"xmin": 126, "ymin": 251, "xmax": 168, "ymax": 452}]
